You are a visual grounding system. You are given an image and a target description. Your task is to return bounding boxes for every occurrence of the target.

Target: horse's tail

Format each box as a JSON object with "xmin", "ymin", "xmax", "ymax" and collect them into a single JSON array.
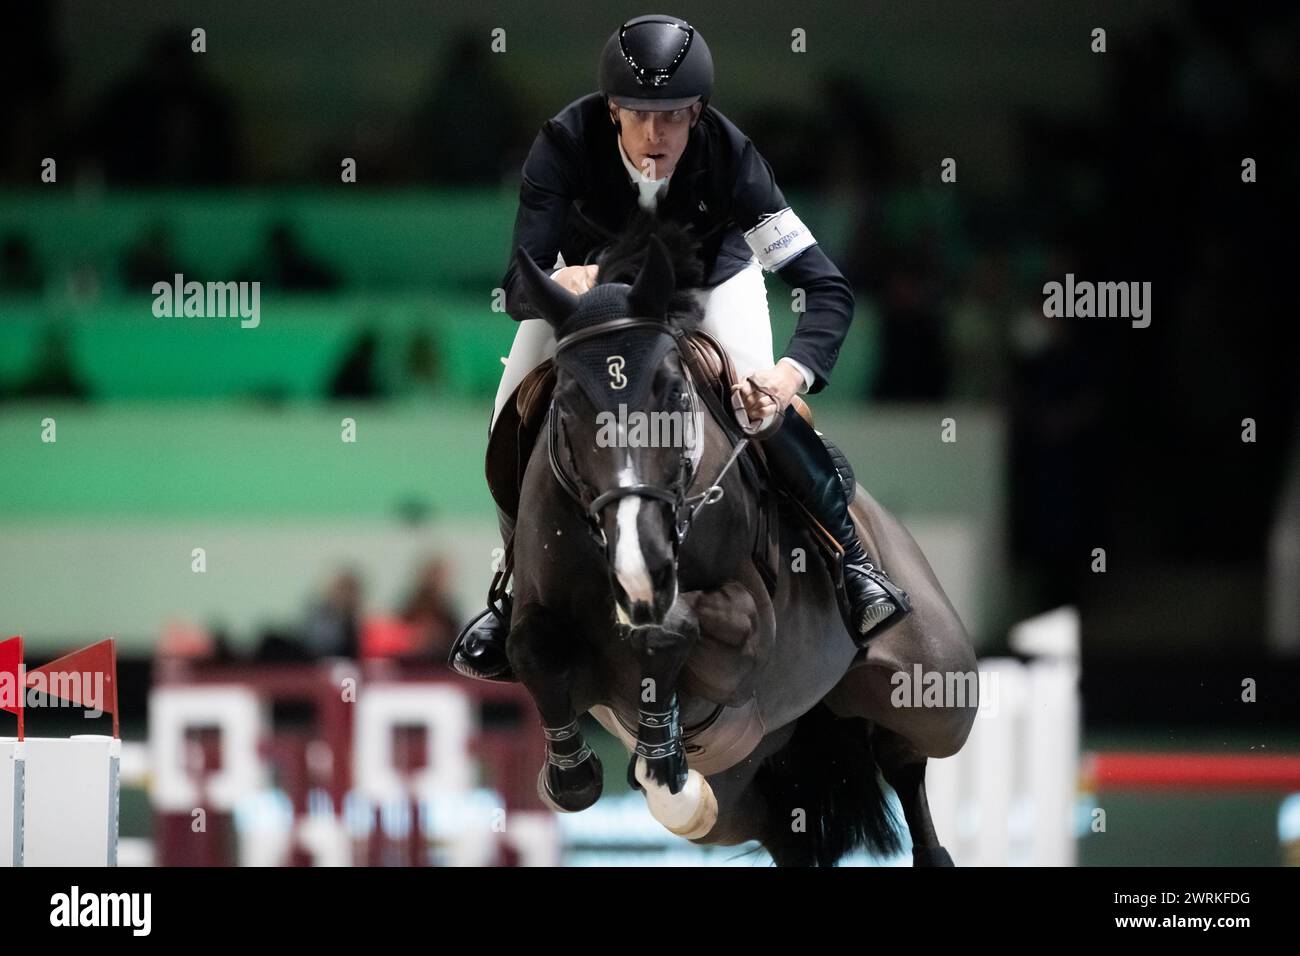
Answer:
[{"xmin": 752, "ymin": 704, "xmax": 903, "ymax": 866}]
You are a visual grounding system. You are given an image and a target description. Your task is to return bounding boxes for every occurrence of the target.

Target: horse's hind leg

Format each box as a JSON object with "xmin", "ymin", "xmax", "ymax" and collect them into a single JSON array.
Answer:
[
  {"xmin": 873, "ymin": 724, "xmax": 954, "ymax": 867},
  {"xmin": 506, "ymin": 603, "xmax": 602, "ymax": 813}
]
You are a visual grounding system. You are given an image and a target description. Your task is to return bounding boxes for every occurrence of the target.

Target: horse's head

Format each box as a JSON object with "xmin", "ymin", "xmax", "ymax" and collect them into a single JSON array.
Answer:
[{"xmin": 513, "ymin": 236, "xmax": 704, "ymax": 627}]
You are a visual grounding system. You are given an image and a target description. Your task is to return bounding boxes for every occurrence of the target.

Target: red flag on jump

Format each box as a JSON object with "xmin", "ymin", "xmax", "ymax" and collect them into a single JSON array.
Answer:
[
  {"xmin": 25, "ymin": 638, "xmax": 118, "ymax": 738},
  {"xmin": 0, "ymin": 636, "xmax": 22, "ymax": 740}
]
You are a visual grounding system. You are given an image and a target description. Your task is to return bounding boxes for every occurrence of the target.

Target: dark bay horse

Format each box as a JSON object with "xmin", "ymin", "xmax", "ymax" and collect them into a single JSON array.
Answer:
[{"xmin": 504, "ymin": 223, "xmax": 977, "ymax": 865}]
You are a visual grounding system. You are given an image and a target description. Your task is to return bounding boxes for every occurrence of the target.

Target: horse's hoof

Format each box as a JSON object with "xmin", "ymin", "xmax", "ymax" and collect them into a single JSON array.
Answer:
[
  {"xmin": 536, "ymin": 753, "xmax": 603, "ymax": 813},
  {"xmin": 636, "ymin": 761, "xmax": 717, "ymax": 840},
  {"xmin": 634, "ymin": 747, "xmax": 688, "ymax": 793},
  {"xmin": 912, "ymin": 846, "xmax": 955, "ymax": 867}
]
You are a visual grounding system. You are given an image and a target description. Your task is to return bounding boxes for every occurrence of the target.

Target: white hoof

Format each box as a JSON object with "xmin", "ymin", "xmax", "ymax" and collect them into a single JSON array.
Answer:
[{"xmin": 636, "ymin": 759, "xmax": 718, "ymax": 841}]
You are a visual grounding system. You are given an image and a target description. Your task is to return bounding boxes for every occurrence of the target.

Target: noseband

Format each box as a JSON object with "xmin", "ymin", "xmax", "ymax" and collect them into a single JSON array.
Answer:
[{"xmin": 546, "ymin": 317, "xmax": 749, "ymax": 551}]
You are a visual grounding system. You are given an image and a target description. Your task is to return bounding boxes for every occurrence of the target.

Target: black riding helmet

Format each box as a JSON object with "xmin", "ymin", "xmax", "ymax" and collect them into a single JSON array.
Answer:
[{"xmin": 599, "ymin": 14, "xmax": 713, "ymax": 112}]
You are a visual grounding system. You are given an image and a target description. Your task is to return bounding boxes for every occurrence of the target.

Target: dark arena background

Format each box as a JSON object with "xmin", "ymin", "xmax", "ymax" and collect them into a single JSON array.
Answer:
[{"xmin": 1, "ymin": 0, "xmax": 1298, "ymax": 909}]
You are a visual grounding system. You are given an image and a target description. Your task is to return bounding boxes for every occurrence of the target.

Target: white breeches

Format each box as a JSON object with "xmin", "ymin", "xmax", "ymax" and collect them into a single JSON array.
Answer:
[{"xmin": 490, "ymin": 255, "xmax": 774, "ymax": 430}]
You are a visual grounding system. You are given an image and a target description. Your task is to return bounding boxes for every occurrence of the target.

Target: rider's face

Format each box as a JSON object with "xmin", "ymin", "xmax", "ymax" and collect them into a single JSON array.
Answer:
[{"xmin": 610, "ymin": 102, "xmax": 701, "ymax": 181}]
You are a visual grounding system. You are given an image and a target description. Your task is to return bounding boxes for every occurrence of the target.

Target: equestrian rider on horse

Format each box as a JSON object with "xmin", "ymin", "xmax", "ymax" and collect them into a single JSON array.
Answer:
[{"xmin": 451, "ymin": 14, "xmax": 910, "ymax": 681}]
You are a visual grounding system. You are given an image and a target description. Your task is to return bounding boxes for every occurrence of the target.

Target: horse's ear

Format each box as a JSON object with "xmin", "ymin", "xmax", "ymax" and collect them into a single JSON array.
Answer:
[
  {"xmin": 628, "ymin": 234, "xmax": 675, "ymax": 319},
  {"xmin": 513, "ymin": 246, "xmax": 580, "ymax": 327}
]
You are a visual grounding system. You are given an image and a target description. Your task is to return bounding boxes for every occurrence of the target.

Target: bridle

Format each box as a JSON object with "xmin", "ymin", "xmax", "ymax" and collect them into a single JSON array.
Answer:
[{"xmin": 546, "ymin": 316, "xmax": 751, "ymax": 552}]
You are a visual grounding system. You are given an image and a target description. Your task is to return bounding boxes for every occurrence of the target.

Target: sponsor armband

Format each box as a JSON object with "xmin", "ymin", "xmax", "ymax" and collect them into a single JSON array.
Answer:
[{"xmin": 743, "ymin": 207, "xmax": 817, "ymax": 271}]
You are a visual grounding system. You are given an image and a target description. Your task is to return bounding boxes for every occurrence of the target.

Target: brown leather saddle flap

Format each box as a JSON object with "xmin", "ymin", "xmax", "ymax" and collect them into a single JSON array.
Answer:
[{"xmin": 485, "ymin": 359, "xmax": 556, "ymax": 517}]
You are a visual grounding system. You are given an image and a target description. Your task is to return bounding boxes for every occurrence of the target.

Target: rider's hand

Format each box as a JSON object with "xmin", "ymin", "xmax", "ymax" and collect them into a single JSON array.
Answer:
[
  {"xmin": 730, "ymin": 361, "xmax": 804, "ymax": 430},
  {"xmin": 551, "ymin": 264, "xmax": 599, "ymax": 294}
]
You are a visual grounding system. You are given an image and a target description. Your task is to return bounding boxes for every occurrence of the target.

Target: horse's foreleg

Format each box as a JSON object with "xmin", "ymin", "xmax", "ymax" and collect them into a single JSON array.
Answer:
[
  {"xmin": 626, "ymin": 605, "xmax": 718, "ymax": 840},
  {"xmin": 626, "ymin": 604, "xmax": 697, "ymax": 793},
  {"xmin": 507, "ymin": 604, "xmax": 602, "ymax": 813}
]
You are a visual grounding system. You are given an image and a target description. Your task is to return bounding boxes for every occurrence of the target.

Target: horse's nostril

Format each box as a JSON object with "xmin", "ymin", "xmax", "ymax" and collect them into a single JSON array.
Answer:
[{"xmin": 629, "ymin": 601, "xmax": 656, "ymax": 625}]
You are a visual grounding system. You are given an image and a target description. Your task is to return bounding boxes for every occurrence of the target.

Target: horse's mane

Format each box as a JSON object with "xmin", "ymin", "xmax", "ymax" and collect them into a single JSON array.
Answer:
[
  {"xmin": 594, "ymin": 210, "xmax": 706, "ymax": 327},
  {"xmin": 534, "ymin": 212, "xmax": 708, "ymax": 410}
]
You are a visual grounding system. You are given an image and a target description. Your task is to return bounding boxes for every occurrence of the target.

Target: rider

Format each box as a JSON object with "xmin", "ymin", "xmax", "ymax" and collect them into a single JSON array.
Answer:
[{"xmin": 451, "ymin": 14, "xmax": 910, "ymax": 681}]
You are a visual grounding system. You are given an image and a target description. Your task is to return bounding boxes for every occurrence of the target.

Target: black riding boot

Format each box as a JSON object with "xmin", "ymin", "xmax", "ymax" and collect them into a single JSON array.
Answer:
[
  {"xmin": 450, "ymin": 507, "xmax": 519, "ymax": 683},
  {"xmin": 762, "ymin": 406, "xmax": 911, "ymax": 646}
]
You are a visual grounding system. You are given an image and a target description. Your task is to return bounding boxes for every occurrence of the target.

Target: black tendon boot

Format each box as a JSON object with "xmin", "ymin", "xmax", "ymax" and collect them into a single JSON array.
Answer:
[
  {"xmin": 450, "ymin": 507, "xmax": 519, "ymax": 682},
  {"xmin": 762, "ymin": 406, "xmax": 911, "ymax": 646}
]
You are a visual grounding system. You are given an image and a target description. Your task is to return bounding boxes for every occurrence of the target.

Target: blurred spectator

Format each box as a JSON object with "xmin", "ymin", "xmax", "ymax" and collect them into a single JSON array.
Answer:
[
  {"xmin": 245, "ymin": 223, "xmax": 340, "ymax": 291},
  {"xmin": 302, "ymin": 569, "xmax": 363, "ymax": 659},
  {"xmin": 121, "ymin": 223, "xmax": 187, "ymax": 291},
  {"xmin": 157, "ymin": 619, "xmax": 236, "ymax": 663},
  {"xmin": 328, "ymin": 329, "xmax": 383, "ymax": 400},
  {"xmin": 357, "ymin": 557, "xmax": 462, "ymax": 662},
  {"xmin": 0, "ymin": 234, "xmax": 44, "ymax": 293},
  {"xmin": 13, "ymin": 328, "xmax": 91, "ymax": 400},
  {"xmin": 85, "ymin": 27, "xmax": 237, "ymax": 185},
  {"xmin": 156, "ymin": 619, "xmax": 217, "ymax": 661},
  {"xmin": 359, "ymin": 616, "xmax": 422, "ymax": 660},
  {"xmin": 398, "ymin": 556, "xmax": 461, "ymax": 663},
  {"xmin": 407, "ymin": 30, "xmax": 525, "ymax": 184},
  {"xmin": 396, "ymin": 330, "xmax": 441, "ymax": 400}
]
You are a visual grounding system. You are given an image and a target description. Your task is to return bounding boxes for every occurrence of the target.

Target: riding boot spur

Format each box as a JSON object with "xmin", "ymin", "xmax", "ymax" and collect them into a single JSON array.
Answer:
[
  {"xmin": 761, "ymin": 405, "xmax": 911, "ymax": 646},
  {"xmin": 450, "ymin": 506, "xmax": 519, "ymax": 682}
]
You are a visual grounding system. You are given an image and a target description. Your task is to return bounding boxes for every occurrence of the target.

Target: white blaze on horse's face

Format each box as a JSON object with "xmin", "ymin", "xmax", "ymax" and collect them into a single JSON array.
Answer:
[
  {"xmin": 614, "ymin": 495, "xmax": 653, "ymax": 608},
  {"xmin": 613, "ymin": 462, "xmax": 652, "ymax": 614},
  {"xmin": 611, "ymin": 462, "xmax": 677, "ymax": 626}
]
